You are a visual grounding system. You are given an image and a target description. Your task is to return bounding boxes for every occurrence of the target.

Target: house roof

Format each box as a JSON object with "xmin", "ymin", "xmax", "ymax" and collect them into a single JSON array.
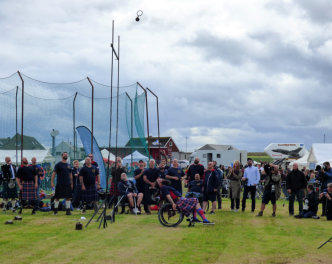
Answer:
[
  {"xmin": 0, "ymin": 134, "xmax": 45, "ymax": 150},
  {"xmin": 198, "ymin": 144, "xmax": 238, "ymax": 151},
  {"xmin": 125, "ymin": 137, "xmax": 171, "ymax": 148}
]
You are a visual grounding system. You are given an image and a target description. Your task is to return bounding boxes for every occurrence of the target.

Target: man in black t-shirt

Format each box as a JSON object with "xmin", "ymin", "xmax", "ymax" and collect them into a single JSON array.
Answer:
[
  {"xmin": 51, "ymin": 152, "xmax": 73, "ymax": 215},
  {"xmin": 110, "ymin": 157, "xmax": 126, "ymax": 197},
  {"xmin": 16, "ymin": 157, "xmax": 38, "ymax": 215},
  {"xmin": 166, "ymin": 159, "xmax": 185, "ymax": 195},
  {"xmin": 143, "ymin": 159, "xmax": 161, "ymax": 214},
  {"xmin": 79, "ymin": 157, "xmax": 99, "ymax": 212},
  {"xmin": 134, "ymin": 160, "xmax": 148, "ymax": 213}
]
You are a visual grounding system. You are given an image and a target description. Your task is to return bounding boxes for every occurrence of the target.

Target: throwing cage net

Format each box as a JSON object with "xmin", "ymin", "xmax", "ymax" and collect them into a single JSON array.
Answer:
[{"xmin": 0, "ymin": 72, "xmax": 150, "ymax": 187}]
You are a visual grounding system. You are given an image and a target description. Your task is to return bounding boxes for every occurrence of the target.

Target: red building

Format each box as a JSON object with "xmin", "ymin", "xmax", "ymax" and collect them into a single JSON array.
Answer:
[{"xmin": 125, "ymin": 136, "xmax": 180, "ymax": 162}]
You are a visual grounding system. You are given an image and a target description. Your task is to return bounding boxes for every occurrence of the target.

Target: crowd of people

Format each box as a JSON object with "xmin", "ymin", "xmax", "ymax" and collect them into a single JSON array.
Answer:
[{"xmin": 0, "ymin": 152, "xmax": 331, "ymax": 223}]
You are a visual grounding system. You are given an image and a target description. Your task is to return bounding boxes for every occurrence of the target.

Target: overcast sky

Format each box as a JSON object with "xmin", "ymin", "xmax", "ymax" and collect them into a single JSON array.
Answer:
[{"xmin": 0, "ymin": 0, "xmax": 332, "ymax": 152}]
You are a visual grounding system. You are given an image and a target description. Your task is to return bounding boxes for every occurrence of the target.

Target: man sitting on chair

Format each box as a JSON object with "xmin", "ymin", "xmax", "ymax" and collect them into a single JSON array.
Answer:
[{"xmin": 118, "ymin": 173, "xmax": 143, "ymax": 214}]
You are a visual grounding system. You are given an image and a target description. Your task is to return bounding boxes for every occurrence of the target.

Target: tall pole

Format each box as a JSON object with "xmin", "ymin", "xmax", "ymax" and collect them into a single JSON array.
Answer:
[
  {"xmin": 146, "ymin": 87, "xmax": 160, "ymax": 162},
  {"xmin": 115, "ymin": 36, "xmax": 120, "ymax": 160},
  {"xmin": 137, "ymin": 82, "xmax": 150, "ymax": 160},
  {"xmin": 186, "ymin": 136, "xmax": 188, "ymax": 153},
  {"xmin": 87, "ymin": 77, "xmax": 94, "ymax": 154},
  {"xmin": 73, "ymin": 92, "xmax": 78, "ymax": 160},
  {"xmin": 17, "ymin": 71, "xmax": 24, "ymax": 162},
  {"xmin": 126, "ymin": 92, "xmax": 133, "ymax": 166},
  {"xmin": 15, "ymin": 86, "xmax": 18, "ymax": 166},
  {"xmin": 324, "ymin": 133, "xmax": 326, "ymax": 143}
]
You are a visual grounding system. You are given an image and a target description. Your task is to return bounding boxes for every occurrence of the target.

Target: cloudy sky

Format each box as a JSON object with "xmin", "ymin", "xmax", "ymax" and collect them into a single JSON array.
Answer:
[{"xmin": 0, "ymin": 0, "xmax": 332, "ymax": 152}]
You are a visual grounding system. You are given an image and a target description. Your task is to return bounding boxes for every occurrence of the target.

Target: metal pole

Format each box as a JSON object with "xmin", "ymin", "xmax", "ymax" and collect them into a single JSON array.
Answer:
[
  {"xmin": 15, "ymin": 86, "xmax": 18, "ymax": 166},
  {"xmin": 87, "ymin": 77, "xmax": 94, "ymax": 154},
  {"xmin": 73, "ymin": 92, "xmax": 78, "ymax": 160},
  {"xmin": 17, "ymin": 71, "xmax": 24, "ymax": 162},
  {"xmin": 126, "ymin": 92, "xmax": 133, "ymax": 166},
  {"xmin": 146, "ymin": 87, "xmax": 160, "ymax": 162},
  {"xmin": 137, "ymin": 82, "xmax": 150, "ymax": 160},
  {"xmin": 107, "ymin": 20, "xmax": 115, "ymax": 189},
  {"xmin": 115, "ymin": 36, "xmax": 120, "ymax": 160}
]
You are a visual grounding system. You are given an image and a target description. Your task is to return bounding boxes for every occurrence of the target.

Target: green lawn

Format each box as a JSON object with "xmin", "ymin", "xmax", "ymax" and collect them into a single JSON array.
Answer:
[
  {"xmin": 0, "ymin": 200, "xmax": 331, "ymax": 264},
  {"xmin": 248, "ymin": 155, "xmax": 273, "ymax": 163}
]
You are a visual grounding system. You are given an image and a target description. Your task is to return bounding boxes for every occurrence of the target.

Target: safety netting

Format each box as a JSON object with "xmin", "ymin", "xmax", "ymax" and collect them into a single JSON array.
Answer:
[{"xmin": 0, "ymin": 73, "xmax": 149, "ymax": 170}]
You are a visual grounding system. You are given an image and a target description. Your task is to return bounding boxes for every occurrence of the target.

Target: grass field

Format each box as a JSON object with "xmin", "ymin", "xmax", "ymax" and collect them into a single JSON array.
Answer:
[
  {"xmin": 248, "ymin": 155, "xmax": 273, "ymax": 163},
  {"xmin": 0, "ymin": 200, "xmax": 331, "ymax": 264}
]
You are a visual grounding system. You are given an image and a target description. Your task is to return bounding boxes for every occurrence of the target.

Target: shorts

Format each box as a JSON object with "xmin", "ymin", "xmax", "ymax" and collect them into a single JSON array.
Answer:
[
  {"xmin": 203, "ymin": 192, "xmax": 216, "ymax": 202},
  {"xmin": 262, "ymin": 190, "xmax": 276, "ymax": 205}
]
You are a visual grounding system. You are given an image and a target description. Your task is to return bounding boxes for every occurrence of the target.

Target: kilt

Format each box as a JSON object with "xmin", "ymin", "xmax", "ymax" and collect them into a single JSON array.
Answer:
[
  {"xmin": 3, "ymin": 181, "xmax": 18, "ymax": 199},
  {"xmin": 54, "ymin": 184, "xmax": 72, "ymax": 199},
  {"xmin": 176, "ymin": 197, "xmax": 198, "ymax": 216},
  {"xmin": 109, "ymin": 182, "xmax": 119, "ymax": 197},
  {"xmin": 21, "ymin": 181, "xmax": 37, "ymax": 201},
  {"xmin": 82, "ymin": 185, "xmax": 99, "ymax": 203}
]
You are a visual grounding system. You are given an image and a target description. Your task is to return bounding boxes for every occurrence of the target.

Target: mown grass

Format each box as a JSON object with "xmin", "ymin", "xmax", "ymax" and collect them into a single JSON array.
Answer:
[
  {"xmin": 0, "ymin": 200, "xmax": 331, "ymax": 264},
  {"xmin": 248, "ymin": 155, "xmax": 273, "ymax": 163}
]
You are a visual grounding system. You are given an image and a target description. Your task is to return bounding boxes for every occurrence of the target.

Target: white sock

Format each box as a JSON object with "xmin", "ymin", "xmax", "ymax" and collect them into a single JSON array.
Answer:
[
  {"xmin": 66, "ymin": 201, "xmax": 71, "ymax": 210},
  {"xmin": 54, "ymin": 201, "xmax": 59, "ymax": 209}
]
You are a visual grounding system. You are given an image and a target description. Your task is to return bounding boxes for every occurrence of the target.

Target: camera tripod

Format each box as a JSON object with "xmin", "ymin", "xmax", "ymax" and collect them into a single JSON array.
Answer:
[{"xmin": 317, "ymin": 236, "xmax": 332, "ymax": 249}]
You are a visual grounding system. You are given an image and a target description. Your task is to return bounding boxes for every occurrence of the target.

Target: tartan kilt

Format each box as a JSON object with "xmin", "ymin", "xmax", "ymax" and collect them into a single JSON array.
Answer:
[
  {"xmin": 82, "ymin": 185, "xmax": 99, "ymax": 203},
  {"xmin": 176, "ymin": 197, "xmax": 198, "ymax": 216},
  {"xmin": 109, "ymin": 182, "xmax": 119, "ymax": 197},
  {"xmin": 21, "ymin": 181, "xmax": 37, "ymax": 201},
  {"xmin": 3, "ymin": 181, "xmax": 18, "ymax": 199},
  {"xmin": 54, "ymin": 184, "xmax": 72, "ymax": 199}
]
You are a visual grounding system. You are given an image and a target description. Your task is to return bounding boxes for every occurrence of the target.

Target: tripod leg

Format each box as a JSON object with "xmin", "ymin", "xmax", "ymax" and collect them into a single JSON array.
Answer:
[
  {"xmin": 317, "ymin": 237, "xmax": 332, "ymax": 249},
  {"xmin": 85, "ymin": 201, "xmax": 104, "ymax": 228}
]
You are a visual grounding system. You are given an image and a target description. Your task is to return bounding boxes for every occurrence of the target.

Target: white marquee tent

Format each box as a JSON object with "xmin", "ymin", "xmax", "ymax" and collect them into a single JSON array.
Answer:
[
  {"xmin": 123, "ymin": 151, "xmax": 148, "ymax": 165},
  {"xmin": 0, "ymin": 149, "xmax": 49, "ymax": 164},
  {"xmin": 307, "ymin": 143, "xmax": 332, "ymax": 165},
  {"xmin": 101, "ymin": 149, "xmax": 115, "ymax": 161}
]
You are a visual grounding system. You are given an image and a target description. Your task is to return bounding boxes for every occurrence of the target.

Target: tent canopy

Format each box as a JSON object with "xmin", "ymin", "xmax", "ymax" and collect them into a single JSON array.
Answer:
[
  {"xmin": 308, "ymin": 144, "xmax": 332, "ymax": 165},
  {"xmin": 0, "ymin": 149, "xmax": 49, "ymax": 164},
  {"xmin": 123, "ymin": 150, "xmax": 148, "ymax": 165},
  {"xmin": 101, "ymin": 149, "xmax": 115, "ymax": 161}
]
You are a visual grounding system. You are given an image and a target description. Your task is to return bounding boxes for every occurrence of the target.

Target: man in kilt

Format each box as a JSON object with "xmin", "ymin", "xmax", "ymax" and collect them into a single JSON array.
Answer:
[
  {"xmin": 16, "ymin": 157, "xmax": 38, "ymax": 215},
  {"xmin": 79, "ymin": 157, "xmax": 100, "ymax": 212},
  {"xmin": 160, "ymin": 183, "xmax": 214, "ymax": 225},
  {"xmin": 72, "ymin": 160, "xmax": 82, "ymax": 208},
  {"xmin": 51, "ymin": 152, "xmax": 73, "ymax": 215},
  {"xmin": 110, "ymin": 157, "xmax": 126, "ymax": 212},
  {"xmin": 1, "ymin": 156, "xmax": 18, "ymax": 211}
]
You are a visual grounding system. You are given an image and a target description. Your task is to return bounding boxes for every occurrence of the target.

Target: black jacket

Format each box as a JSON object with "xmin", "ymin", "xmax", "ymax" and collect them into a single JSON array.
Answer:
[
  {"xmin": 286, "ymin": 169, "xmax": 307, "ymax": 191},
  {"xmin": 305, "ymin": 191, "xmax": 318, "ymax": 214},
  {"xmin": 203, "ymin": 170, "xmax": 219, "ymax": 193},
  {"xmin": 117, "ymin": 180, "xmax": 137, "ymax": 196},
  {"xmin": 1, "ymin": 164, "xmax": 17, "ymax": 181}
]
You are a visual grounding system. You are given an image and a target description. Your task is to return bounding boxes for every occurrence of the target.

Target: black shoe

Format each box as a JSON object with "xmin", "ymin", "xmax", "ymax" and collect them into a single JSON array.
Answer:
[
  {"xmin": 289, "ymin": 213, "xmax": 294, "ymax": 216},
  {"xmin": 146, "ymin": 211, "xmax": 151, "ymax": 215},
  {"xmin": 209, "ymin": 211, "xmax": 215, "ymax": 215},
  {"xmin": 53, "ymin": 208, "xmax": 58, "ymax": 215},
  {"xmin": 66, "ymin": 209, "xmax": 72, "ymax": 216},
  {"xmin": 242, "ymin": 208, "xmax": 245, "ymax": 212},
  {"xmin": 294, "ymin": 215, "xmax": 301, "ymax": 219},
  {"xmin": 31, "ymin": 210, "xmax": 36, "ymax": 215},
  {"xmin": 256, "ymin": 211, "xmax": 263, "ymax": 217},
  {"xmin": 272, "ymin": 212, "xmax": 276, "ymax": 217}
]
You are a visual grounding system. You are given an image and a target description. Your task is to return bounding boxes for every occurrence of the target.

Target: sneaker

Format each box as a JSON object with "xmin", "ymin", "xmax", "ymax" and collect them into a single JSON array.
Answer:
[
  {"xmin": 193, "ymin": 217, "xmax": 202, "ymax": 223},
  {"xmin": 272, "ymin": 212, "xmax": 276, "ymax": 217},
  {"xmin": 312, "ymin": 215, "xmax": 320, "ymax": 219},
  {"xmin": 66, "ymin": 209, "xmax": 72, "ymax": 216},
  {"xmin": 203, "ymin": 219, "xmax": 215, "ymax": 225},
  {"xmin": 256, "ymin": 211, "xmax": 263, "ymax": 217},
  {"xmin": 209, "ymin": 211, "xmax": 216, "ymax": 215}
]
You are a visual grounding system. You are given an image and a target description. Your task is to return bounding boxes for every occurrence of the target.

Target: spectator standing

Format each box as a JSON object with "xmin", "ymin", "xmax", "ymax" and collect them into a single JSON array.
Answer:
[
  {"xmin": 241, "ymin": 158, "xmax": 260, "ymax": 212},
  {"xmin": 227, "ymin": 161, "xmax": 242, "ymax": 212},
  {"xmin": 286, "ymin": 163, "xmax": 307, "ymax": 216}
]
